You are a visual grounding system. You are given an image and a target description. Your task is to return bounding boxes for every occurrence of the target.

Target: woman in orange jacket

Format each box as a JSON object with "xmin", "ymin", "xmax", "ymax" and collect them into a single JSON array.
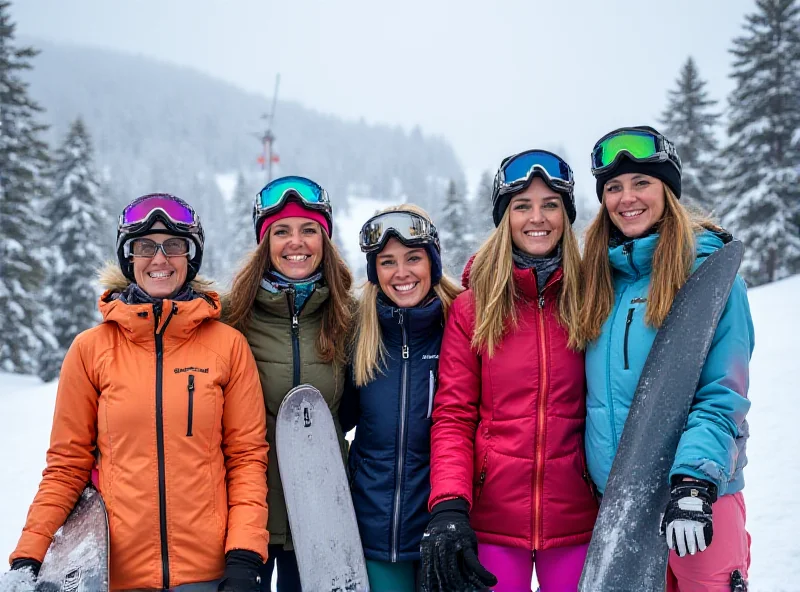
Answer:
[{"xmin": 9, "ymin": 194, "xmax": 269, "ymax": 592}]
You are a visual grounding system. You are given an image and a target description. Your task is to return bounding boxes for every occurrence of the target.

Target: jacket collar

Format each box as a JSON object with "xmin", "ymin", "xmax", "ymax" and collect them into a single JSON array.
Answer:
[
  {"xmin": 254, "ymin": 283, "xmax": 330, "ymax": 318},
  {"xmin": 512, "ymin": 265, "xmax": 563, "ymax": 302},
  {"xmin": 608, "ymin": 229, "xmax": 728, "ymax": 281},
  {"xmin": 98, "ymin": 290, "xmax": 221, "ymax": 343},
  {"xmin": 377, "ymin": 294, "xmax": 444, "ymax": 341}
]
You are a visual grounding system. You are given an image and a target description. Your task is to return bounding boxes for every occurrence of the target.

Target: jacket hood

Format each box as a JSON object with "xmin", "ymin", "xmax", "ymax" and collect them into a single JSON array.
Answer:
[{"xmin": 96, "ymin": 262, "xmax": 221, "ymax": 341}]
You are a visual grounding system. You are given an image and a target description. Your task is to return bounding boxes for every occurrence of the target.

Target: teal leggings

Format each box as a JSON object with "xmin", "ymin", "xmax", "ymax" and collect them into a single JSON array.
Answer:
[{"xmin": 365, "ymin": 559, "xmax": 417, "ymax": 592}]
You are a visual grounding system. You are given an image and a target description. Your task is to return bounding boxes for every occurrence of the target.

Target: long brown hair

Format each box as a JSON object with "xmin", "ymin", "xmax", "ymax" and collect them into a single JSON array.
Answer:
[
  {"xmin": 579, "ymin": 186, "xmax": 716, "ymax": 346},
  {"xmin": 469, "ymin": 200, "xmax": 583, "ymax": 356},
  {"xmin": 223, "ymin": 226, "xmax": 353, "ymax": 366},
  {"xmin": 351, "ymin": 204, "xmax": 463, "ymax": 386}
]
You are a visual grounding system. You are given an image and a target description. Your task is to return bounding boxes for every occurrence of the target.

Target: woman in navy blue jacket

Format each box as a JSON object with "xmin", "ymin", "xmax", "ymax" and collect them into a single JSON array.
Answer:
[{"xmin": 340, "ymin": 204, "xmax": 462, "ymax": 591}]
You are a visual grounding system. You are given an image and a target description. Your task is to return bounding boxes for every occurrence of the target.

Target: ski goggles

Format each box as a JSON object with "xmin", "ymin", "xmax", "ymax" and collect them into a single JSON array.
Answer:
[
  {"xmin": 118, "ymin": 194, "xmax": 201, "ymax": 233},
  {"xmin": 123, "ymin": 237, "xmax": 197, "ymax": 259},
  {"xmin": 591, "ymin": 128, "xmax": 681, "ymax": 175},
  {"xmin": 359, "ymin": 211, "xmax": 440, "ymax": 254},
  {"xmin": 254, "ymin": 176, "xmax": 331, "ymax": 219},
  {"xmin": 494, "ymin": 149, "xmax": 575, "ymax": 197}
]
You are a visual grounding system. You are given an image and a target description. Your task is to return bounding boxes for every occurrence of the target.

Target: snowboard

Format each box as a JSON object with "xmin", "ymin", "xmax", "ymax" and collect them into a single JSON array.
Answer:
[
  {"xmin": 276, "ymin": 384, "xmax": 370, "ymax": 592},
  {"xmin": 579, "ymin": 240, "xmax": 744, "ymax": 592},
  {"xmin": 0, "ymin": 485, "xmax": 112, "ymax": 592}
]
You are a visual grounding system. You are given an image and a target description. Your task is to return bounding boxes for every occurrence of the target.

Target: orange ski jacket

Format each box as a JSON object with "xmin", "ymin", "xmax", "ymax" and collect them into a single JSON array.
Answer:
[{"xmin": 11, "ymin": 271, "xmax": 268, "ymax": 590}]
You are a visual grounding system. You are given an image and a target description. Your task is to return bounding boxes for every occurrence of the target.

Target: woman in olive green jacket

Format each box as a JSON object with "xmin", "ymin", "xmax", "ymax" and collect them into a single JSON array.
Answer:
[{"xmin": 225, "ymin": 176, "xmax": 353, "ymax": 591}]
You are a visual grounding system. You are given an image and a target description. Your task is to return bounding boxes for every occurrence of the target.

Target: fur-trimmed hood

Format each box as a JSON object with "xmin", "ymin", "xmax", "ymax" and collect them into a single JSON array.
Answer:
[
  {"xmin": 95, "ymin": 262, "xmax": 222, "ymax": 339},
  {"xmin": 97, "ymin": 261, "xmax": 216, "ymax": 297}
]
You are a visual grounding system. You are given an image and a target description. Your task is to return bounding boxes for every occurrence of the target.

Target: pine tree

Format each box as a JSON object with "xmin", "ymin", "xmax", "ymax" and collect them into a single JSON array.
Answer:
[
  {"xmin": 439, "ymin": 180, "xmax": 472, "ymax": 278},
  {"xmin": 660, "ymin": 57, "xmax": 722, "ymax": 213},
  {"xmin": 720, "ymin": 0, "xmax": 800, "ymax": 285},
  {"xmin": 0, "ymin": 2, "xmax": 54, "ymax": 376},
  {"xmin": 470, "ymin": 170, "xmax": 495, "ymax": 248},
  {"xmin": 39, "ymin": 118, "xmax": 109, "ymax": 381},
  {"xmin": 224, "ymin": 171, "xmax": 256, "ymax": 283}
]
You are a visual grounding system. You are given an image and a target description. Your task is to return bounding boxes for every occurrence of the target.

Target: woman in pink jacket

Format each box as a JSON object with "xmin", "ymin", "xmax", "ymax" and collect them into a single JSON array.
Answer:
[{"xmin": 421, "ymin": 150, "xmax": 598, "ymax": 592}]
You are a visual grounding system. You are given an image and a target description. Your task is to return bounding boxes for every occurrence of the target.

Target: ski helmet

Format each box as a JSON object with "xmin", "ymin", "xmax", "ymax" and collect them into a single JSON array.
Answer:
[{"xmin": 116, "ymin": 193, "xmax": 205, "ymax": 283}]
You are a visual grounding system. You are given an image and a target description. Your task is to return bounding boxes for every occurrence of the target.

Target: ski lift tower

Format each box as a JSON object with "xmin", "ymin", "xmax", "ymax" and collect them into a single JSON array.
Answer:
[{"xmin": 256, "ymin": 74, "xmax": 281, "ymax": 183}]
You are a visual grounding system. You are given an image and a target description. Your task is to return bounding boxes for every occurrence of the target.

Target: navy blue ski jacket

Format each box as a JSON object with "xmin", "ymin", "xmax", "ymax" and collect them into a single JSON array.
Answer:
[{"xmin": 340, "ymin": 295, "xmax": 444, "ymax": 563}]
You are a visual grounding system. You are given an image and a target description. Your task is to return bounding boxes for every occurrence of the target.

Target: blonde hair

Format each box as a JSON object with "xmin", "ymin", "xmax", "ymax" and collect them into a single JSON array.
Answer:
[
  {"xmin": 469, "ymin": 199, "xmax": 583, "ymax": 356},
  {"xmin": 352, "ymin": 203, "xmax": 463, "ymax": 386},
  {"xmin": 579, "ymin": 185, "xmax": 719, "ymax": 346},
  {"xmin": 223, "ymin": 225, "xmax": 354, "ymax": 367}
]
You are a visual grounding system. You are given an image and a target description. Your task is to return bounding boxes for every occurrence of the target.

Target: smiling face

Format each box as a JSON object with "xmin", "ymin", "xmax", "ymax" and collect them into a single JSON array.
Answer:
[
  {"xmin": 508, "ymin": 177, "xmax": 565, "ymax": 257},
  {"xmin": 603, "ymin": 173, "xmax": 666, "ymax": 237},
  {"xmin": 131, "ymin": 224, "xmax": 189, "ymax": 298},
  {"xmin": 375, "ymin": 238, "xmax": 432, "ymax": 308},
  {"xmin": 268, "ymin": 217, "xmax": 324, "ymax": 279}
]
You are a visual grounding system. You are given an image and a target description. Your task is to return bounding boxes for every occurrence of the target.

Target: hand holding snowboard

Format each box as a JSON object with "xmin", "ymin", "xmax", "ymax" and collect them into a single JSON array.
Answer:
[{"xmin": 420, "ymin": 500, "xmax": 497, "ymax": 592}]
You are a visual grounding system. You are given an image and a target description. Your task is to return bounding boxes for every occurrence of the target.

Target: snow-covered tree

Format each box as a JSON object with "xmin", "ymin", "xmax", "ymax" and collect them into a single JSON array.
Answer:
[
  {"xmin": 720, "ymin": 0, "xmax": 800, "ymax": 285},
  {"xmin": 470, "ymin": 170, "xmax": 495, "ymax": 248},
  {"xmin": 0, "ymin": 2, "xmax": 54, "ymax": 376},
  {"xmin": 224, "ymin": 171, "xmax": 256, "ymax": 282},
  {"xmin": 661, "ymin": 57, "xmax": 723, "ymax": 213},
  {"xmin": 39, "ymin": 118, "xmax": 110, "ymax": 381},
  {"xmin": 439, "ymin": 180, "xmax": 472, "ymax": 278}
]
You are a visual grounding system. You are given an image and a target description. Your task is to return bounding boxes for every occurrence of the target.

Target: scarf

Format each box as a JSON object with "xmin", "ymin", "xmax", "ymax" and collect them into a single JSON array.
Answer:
[
  {"xmin": 261, "ymin": 269, "xmax": 323, "ymax": 314},
  {"xmin": 512, "ymin": 244, "xmax": 563, "ymax": 293}
]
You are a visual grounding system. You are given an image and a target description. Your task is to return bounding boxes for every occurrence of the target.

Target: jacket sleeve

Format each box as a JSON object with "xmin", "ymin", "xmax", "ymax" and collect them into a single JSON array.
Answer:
[
  {"xmin": 338, "ymin": 364, "xmax": 361, "ymax": 434},
  {"xmin": 670, "ymin": 275, "xmax": 754, "ymax": 495},
  {"xmin": 222, "ymin": 332, "xmax": 269, "ymax": 562},
  {"xmin": 11, "ymin": 334, "xmax": 99, "ymax": 564},
  {"xmin": 428, "ymin": 295, "xmax": 481, "ymax": 511}
]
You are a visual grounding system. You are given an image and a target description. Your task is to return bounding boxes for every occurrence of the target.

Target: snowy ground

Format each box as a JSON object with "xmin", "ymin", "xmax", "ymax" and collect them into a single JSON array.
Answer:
[{"xmin": 1, "ymin": 275, "xmax": 798, "ymax": 590}]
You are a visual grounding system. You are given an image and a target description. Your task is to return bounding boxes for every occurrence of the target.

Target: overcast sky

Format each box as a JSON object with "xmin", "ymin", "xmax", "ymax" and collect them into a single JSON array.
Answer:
[{"xmin": 10, "ymin": 0, "xmax": 756, "ymax": 195}]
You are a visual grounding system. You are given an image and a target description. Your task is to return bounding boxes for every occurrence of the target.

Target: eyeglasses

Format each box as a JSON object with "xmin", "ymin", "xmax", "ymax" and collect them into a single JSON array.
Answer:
[
  {"xmin": 591, "ymin": 128, "xmax": 681, "ymax": 175},
  {"xmin": 123, "ymin": 237, "xmax": 196, "ymax": 259},
  {"xmin": 359, "ymin": 211, "xmax": 440, "ymax": 254}
]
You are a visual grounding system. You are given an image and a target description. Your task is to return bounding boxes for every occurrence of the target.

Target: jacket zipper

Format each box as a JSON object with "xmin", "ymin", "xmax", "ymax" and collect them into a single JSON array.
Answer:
[
  {"xmin": 623, "ymin": 308, "xmax": 634, "ymax": 370},
  {"xmin": 623, "ymin": 241, "xmax": 640, "ymax": 279},
  {"xmin": 426, "ymin": 370, "xmax": 435, "ymax": 419},
  {"xmin": 287, "ymin": 290, "xmax": 301, "ymax": 387},
  {"xmin": 533, "ymin": 289, "xmax": 550, "ymax": 550},
  {"xmin": 391, "ymin": 309, "xmax": 410, "ymax": 562},
  {"xmin": 476, "ymin": 453, "xmax": 488, "ymax": 502},
  {"xmin": 154, "ymin": 301, "xmax": 176, "ymax": 589},
  {"xmin": 186, "ymin": 374, "xmax": 195, "ymax": 437}
]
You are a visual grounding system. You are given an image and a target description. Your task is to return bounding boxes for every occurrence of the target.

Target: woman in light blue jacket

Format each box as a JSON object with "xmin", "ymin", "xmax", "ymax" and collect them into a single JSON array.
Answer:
[{"xmin": 579, "ymin": 126, "xmax": 754, "ymax": 592}]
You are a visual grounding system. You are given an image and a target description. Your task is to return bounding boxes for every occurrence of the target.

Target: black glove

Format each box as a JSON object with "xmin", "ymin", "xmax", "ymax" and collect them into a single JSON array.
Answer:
[
  {"xmin": 661, "ymin": 478, "xmax": 717, "ymax": 557},
  {"xmin": 10, "ymin": 558, "xmax": 41, "ymax": 578},
  {"xmin": 217, "ymin": 550, "xmax": 263, "ymax": 592},
  {"xmin": 420, "ymin": 499, "xmax": 497, "ymax": 592}
]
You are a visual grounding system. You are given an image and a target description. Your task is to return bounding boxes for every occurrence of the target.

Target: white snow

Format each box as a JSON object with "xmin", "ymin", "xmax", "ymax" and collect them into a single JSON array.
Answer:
[{"xmin": 1, "ymin": 275, "xmax": 799, "ymax": 590}]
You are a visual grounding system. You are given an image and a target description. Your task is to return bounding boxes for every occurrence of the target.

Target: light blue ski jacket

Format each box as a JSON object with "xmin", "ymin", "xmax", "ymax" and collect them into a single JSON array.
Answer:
[{"xmin": 585, "ymin": 230, "xmax": 754, "ymax": 497}]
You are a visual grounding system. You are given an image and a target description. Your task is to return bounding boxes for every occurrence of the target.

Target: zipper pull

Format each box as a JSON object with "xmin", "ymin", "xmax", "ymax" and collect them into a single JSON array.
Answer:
[
  {"xmin": 538, "ymin": 295, "xmax": 545, "ymax": 309},
  {"xmin": 398, "ymin": 310, "xmax": 404, "ymax": 325},
  {"xmin": 402, "ymin": 345, "xmax": 409, "ymax": 359},
  {"xmin": 188, "ymin": 374, "xmax": 195, "ymax": 392},
  {"xmin": 291, "ymin": 314, "xmax": 299, "ymax": 333}
]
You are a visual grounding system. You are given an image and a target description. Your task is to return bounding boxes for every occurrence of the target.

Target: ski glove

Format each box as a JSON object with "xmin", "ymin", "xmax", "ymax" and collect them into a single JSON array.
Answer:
[
  {"xmin": 661, "ymin": 478, "xmax": 717, "ymax": 557},
  {"xmin": 10, "ymin": 558, "xmax": 41, "ymax": 578},
  {"xmin": 420, "ymin": 499, "xmax": 497, "ymax": 592},
  {"xmin": 217, "ymin": 550, "xmax": 263, "ymax": 592}
]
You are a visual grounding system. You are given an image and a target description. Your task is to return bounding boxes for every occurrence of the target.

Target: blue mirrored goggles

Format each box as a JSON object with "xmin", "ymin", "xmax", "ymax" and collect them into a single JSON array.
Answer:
[
  {"xmin": 494, "ymin": 150, "xmax": 575, "ymax": 197},
  {"xmin": 254, "ymin": 176, "xmax": 331, "ymax": 217}
]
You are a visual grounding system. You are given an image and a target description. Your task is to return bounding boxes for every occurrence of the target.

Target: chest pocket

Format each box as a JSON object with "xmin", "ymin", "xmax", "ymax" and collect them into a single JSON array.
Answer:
[
  {"xmin": 426, "ymin": 363, "xmax": 438, "ymax": 419},
  {"xmin": 172, "ymin": 370, "xmax": 220, "ymax": 443},
  {"xmin": 622, "ymin": 297, "xmax": 647, "ymax": 371}
]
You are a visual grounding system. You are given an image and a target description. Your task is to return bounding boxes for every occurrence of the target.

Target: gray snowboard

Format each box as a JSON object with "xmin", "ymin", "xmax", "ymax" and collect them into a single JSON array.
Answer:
[
  {"xmin": 276, "ymin": 384, "xmax": 370, "ymax": 592},
  {"xmin": 35, "ymin": 485, "xmax": 109, "ymax": 592},
  {"xmin": 579, "ymin": 240, "xmax": 744, "ymax": 592}
]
